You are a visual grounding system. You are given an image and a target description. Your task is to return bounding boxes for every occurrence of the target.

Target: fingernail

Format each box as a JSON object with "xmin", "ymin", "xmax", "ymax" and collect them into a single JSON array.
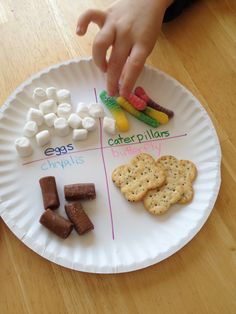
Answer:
[
  {"xmin": 108, "ymin": 90, "xmax": 115, "ymax": 97},
  {"xmin": 101, "ymin": 64, "xmax": 107, "ymax": 73},
  {"xmin": 107, "ymin": 87, "xmax": 117, "ymax": 96},
  {"xmin": 119, "ymin": 88, "xmax": 128, "ymax": 98},
  {"xmin": 76, "ymin": 26, "xmax": 81, "ymax": 35}
]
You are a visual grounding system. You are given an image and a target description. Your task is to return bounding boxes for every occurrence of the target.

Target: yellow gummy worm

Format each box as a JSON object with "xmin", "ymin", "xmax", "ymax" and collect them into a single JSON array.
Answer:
[
  {"xmin": 116, "ymin": 97, "xmax": 160, "ymax": 128},
  {"xmin": 143, "ymin": 106, "xmax": 169, "ymax": 124},
  {"xmin": 100, "ymin": 91, "xmax": 129, "ymax": 132}
]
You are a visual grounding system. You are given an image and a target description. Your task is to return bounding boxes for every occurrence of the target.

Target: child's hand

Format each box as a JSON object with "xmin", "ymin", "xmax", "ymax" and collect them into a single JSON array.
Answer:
[{"xmin": 76, "ymin": 0, "xmax": 172, "ymax": 97}]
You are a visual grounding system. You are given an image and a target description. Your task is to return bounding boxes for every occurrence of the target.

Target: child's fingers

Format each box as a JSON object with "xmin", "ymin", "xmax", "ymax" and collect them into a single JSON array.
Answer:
[
  {"xmin": 92, "ymin": 25, "xmax": 115, "ymax": 73},
  {"xmin": 119, "ymin": 45, "xmax": 147, "ymax": 97},
  {"xmin": 76, "ymin": 9, "xmax": 106, "ymax": 35},
  {"xmin": 106, "ymin": 41, "xmax": 132, "ymax": 96},
  {"xmin": 120, "ymin": 60, "xmax": 128, "ymax": 83}
]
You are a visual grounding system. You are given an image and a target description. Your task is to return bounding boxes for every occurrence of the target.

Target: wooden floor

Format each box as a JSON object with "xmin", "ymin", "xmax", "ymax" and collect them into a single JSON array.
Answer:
[{"xmin": 0, "ymin": 0, "xmax": 236, "ymax": 313}]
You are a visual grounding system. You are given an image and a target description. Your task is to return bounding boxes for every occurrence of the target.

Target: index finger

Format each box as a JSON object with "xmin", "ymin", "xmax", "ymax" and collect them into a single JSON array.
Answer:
[{"xmin": 119, "ymin": 45, "xmax": 148, "ymax": 97}]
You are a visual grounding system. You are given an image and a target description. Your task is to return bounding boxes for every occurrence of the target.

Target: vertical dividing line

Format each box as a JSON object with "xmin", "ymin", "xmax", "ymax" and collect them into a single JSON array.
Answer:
[{"xmin": 94, "ymin": 88, "xmax": 115, "ymax": 240}]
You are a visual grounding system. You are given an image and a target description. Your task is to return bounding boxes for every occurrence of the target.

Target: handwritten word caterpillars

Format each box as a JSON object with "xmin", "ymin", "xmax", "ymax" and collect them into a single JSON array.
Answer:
[
  {"xmin": 41, "ymin": 155, "xmax": 85, "ymax": 171},
  {"xmin": 107, "ymin": 129, "xmax": 170, "ymax": 146}
]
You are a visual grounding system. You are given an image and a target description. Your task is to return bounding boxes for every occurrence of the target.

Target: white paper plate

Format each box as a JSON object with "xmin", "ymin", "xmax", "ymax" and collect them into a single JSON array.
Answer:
[{"xmin": 0, "ymin": 58, "xmax": 221, "ymax": 273}]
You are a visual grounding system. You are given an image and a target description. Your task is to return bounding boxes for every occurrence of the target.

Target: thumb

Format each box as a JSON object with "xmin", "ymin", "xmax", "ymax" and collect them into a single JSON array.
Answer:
[{"xmin": 76, "ymin": 9, "xmax": 106, "ymax": 35}]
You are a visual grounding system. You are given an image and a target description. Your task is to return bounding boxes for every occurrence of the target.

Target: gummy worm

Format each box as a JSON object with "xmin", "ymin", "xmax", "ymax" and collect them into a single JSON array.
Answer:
[
  {"xmin": 126, "ymin": 93, "xmax": 147, "ymax": 111},
  {"xmin": 134, "ymin": 86, "xmax": 174, "ymax": 118},
  {"xmin": 116, "ymin": 97, "xmax": 160, "ymax": 128},
  {"xmin": 143, "ymin": 106, "xmax": 169, "ymax": 124},
  {"xmin": 99, "ymin": 91, "xmax": 129, "ymax": 132}
]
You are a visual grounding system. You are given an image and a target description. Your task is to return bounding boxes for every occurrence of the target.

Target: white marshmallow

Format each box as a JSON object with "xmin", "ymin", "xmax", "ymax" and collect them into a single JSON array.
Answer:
[
  {"xmin": 103, "ymin": 117, "xmax": 116, "ymax": 134},
  {"xmin": 57, "ymin": 103, "xmax": 72, "ymax": 119},
  {"xmin": 44, "ymin": 113, "xmax": 57, "ymax": 127},
  {"xmin": 68, "ymin": 113, "xmax": 82, "ymax": 129},
  {"xmin": 23, "ymin": 120, "xmax": 38, "ymax": 137},
  {"xmin": 27, "ymin": 108, "xmax": 44, "ymax": 126},
  {"xmin": 33, "ymin": 88, "xmax": 47, "ymax": 104},
  {"xmin": 54, "ymin": 117, "xmax": 70, "ymax": 137},
  {"xmin": 72, "ymin": 129, "xmax": 88, "ymax": 141},
  {"xmin": 57, "ymin": 89, "xmax": 71, "ymax": 104},
  {"xmin": 15, "ymin": 137, "xmax": 33, "ymax": 157},
  {"xmin": 88, "ymin": 103, "xmax": 105, "ymax": 118},
  {"xmin": 82, "ymin": 117, "xmax": 97, "ymax": 131},
  {"xmin": 46, "ymin": 87, "xmax": 58, "ymax": 102},
  {"xmin": 36, "ymin": 130, "xmax": 51, "ymax": 147},
  {"xmin": 76, "ymin": 102, "xmax": 89, "ymax": 118},
  {"xmin": 39, "ymin": 99, "xmax": 57, "ymax": 114}
]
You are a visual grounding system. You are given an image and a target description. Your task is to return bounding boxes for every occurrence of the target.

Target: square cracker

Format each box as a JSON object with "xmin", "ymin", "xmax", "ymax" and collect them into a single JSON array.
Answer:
[
  {"xmin": 143, "ymin": 182, "xmax": 183, "ymax": 215},
  {"xmin": 156, "ymin": 156, "xmax": 197, "ymax": 204},
  {"xmin": 143, "ymin": 156, "xmax": 197, "ymax": 215},
  {"xmin": 112, "ymin": 153, "xmax": 166, "ymax": 202}
]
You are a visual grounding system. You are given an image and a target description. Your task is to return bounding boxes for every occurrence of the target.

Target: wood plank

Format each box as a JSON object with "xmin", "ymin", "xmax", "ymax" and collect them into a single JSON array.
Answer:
[
  {"xmin": 0, "ymin": 220, "xmax": 29, "ymax": 314},
  {"xmin": 0, "ymin": 0, "xmax": 236, "ymax": 313},
  {"xmin": 2, "ymin": 223, "xmax": 68, "ymax": 314}
]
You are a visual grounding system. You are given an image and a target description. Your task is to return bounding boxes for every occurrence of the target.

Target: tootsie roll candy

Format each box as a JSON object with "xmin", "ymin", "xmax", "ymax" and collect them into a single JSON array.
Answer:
[
  {"xmin": 40, "ymin": 209, "xmax": 73, "ymax": 239},
  {"xmin": 39, "ymin": 176, "xmax": 60, "ymax": 210},
  {"xmin": 65, "ymin": 203, "xmax": 94, "ymax": 235},
  {"xmin": 64, "ymin": 183, "xmax": 96, "ymax": 201}
]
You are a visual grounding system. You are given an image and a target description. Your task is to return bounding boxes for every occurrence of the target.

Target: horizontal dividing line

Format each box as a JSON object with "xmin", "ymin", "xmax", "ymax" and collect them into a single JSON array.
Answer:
[
  {"xmin": 22, "ymin": 133, "xmax": 187, "ymax": 166},
  {"xmin": 22, "ymin": 147, "xmax": 102, "ymax": 166}
]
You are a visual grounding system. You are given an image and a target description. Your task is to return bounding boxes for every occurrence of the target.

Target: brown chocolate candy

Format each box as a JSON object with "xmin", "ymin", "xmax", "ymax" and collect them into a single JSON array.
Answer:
[
  {"xmin": 39, "ymin": 176, "xmax": 60, "ymax": 210},
  {"xmin": 40, "ymin": 209, "xmax": 73, "ymax": 239},
  {"xmin": 64, "ymin": 183, "xmax": 96, "ymax": 201},
  {"xmin": 65, "ymin": 203, "xmax": 94, "ymax": 235}
]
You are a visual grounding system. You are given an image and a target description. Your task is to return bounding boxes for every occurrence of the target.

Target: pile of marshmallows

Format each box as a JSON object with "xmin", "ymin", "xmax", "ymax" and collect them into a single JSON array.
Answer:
[{"xmin": 15, "ymin": 87, "xmax": 117, "ymax": 157}]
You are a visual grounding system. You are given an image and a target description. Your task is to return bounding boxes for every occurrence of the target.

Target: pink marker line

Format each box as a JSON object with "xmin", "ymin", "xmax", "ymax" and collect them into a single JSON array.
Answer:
[
  {"xmin": 22, "ymin": 133, "xmax": 188, "ymax": 166},
  {"xmin": 22, "ymin": 146, "xmax": 103, "ymax": 166},
  {"xmin": 94, "ymin": 88, "xmax": 115, "ymax": 240}
]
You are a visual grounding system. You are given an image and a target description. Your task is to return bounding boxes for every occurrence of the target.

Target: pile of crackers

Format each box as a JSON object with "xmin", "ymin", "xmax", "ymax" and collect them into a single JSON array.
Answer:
[{"xmin": 112, "ymin": 153, "xmax": 197, "ymax": 215}]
